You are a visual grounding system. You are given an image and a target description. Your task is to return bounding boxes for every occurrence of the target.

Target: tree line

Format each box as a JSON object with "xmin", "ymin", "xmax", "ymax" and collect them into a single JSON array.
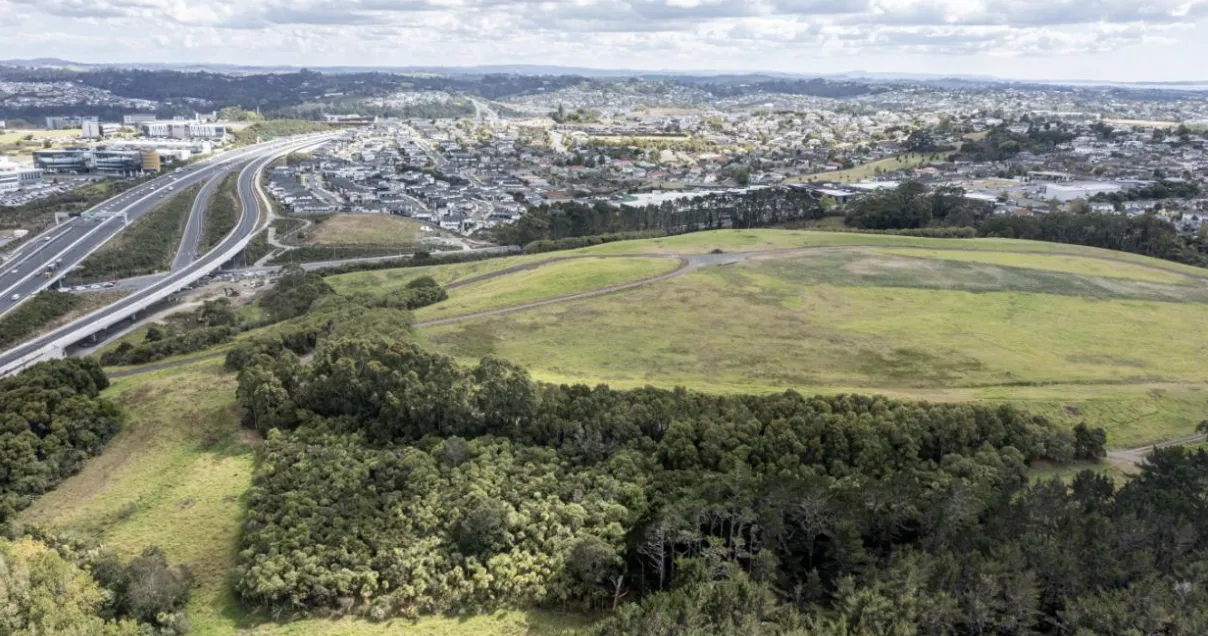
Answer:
[
  {"xmin": 1091, "ymin": 179, "xmax": 1202, "ymax": 203},
  {"xmin": 98, "ymin": 298, "xmax": 239, "ymax": 367},
  {"xmin": 844, "ymin": 180, "xmax": 1208, "ymax": 268},
  {"xmin": 491, "ymin": 189, "xmax": 824, "ymax": 246},
  {"xmin": 227, "ymin": 334, "xmax": 1177, "ymax": 635}
]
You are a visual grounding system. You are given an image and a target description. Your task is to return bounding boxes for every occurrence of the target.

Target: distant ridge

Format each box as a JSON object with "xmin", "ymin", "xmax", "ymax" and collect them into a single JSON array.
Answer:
[{"xmin": 1, "ymin": 58, "xmax": 1205, "ymax": 90}]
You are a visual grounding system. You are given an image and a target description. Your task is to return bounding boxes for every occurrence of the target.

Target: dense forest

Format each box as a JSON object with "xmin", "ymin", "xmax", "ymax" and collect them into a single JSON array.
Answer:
[
  {"xmin": 0, "ymin": 358, "xmax": 118, "ymax": 530},
  {"xmin": 492, "ymin": 189, "xmax": 824, "ymax": 245},
  {"xmin": 226, "ymin": 322, "xmax": 1208, "ymax": 636}
]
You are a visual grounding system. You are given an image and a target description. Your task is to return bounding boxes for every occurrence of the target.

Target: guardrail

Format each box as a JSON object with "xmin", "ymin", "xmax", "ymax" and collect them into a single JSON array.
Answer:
[{"xmin": 0, "ymin": 134, "xmax": 336, "ymax": 376}]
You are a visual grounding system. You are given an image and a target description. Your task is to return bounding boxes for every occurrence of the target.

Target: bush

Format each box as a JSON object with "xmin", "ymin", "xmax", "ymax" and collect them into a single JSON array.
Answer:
[
  {"xmin": 0, "ymin": 358, "xmax": 118, "ymax": 530},
  {"xmin": 99, "ymin": 325, "xmax": 237, "ymax": 366},
  {"xmin": 524, "ymin": 231, "xmax": 666, "ymax": 254},
  {"xmin": 259, "ymin": 264, "xmax": 333, "ymax": 322}
]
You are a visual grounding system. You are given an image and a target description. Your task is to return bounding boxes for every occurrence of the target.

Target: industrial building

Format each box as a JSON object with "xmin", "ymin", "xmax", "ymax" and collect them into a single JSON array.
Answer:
[
  {"xmin": 1043, "ymin": 182, "xmax": 1123, "ymax": 202},
  {"xmin": 45, "ymin": 115, "xmax": 97, "ymax": 130},
  {"xmin": 0, "ymin": 159, "xmax": 43, "ymax": 192},
  {"xmin": 33, "ymin": 147, "xmax": 152, "ymax": 175},
  {"xmin": 141, "ymin": 120, "xmax": 229, "ymax": 140}
]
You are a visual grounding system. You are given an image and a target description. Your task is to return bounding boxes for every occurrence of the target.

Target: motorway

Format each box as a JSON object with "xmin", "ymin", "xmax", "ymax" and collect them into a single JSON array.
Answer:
[
  {"xmin": 0, "ymin": 135, "xmax": 335, "ymax": 373},
  {"xmin": 0, "ymin": 138, "xmax": 311, "ymax": 317}
]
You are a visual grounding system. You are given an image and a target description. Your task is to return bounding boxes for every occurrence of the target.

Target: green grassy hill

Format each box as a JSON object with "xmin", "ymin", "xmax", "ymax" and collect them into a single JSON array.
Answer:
[
  {"xmin": 341, "ymin": 229, "xmax": 1208, "ymax": 449},
  {"xmin": 21, "ymin": 227, "xmax": 1208, "ymax": 633}
]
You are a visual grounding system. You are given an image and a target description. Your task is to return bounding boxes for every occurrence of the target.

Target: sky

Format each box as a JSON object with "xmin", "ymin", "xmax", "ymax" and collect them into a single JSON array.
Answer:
[{"xmin": 1, "ymin": 0, "xmax": 1206, "ymax": 81}]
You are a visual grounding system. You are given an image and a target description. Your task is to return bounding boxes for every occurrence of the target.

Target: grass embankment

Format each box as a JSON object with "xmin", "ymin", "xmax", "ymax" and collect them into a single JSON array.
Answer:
[
  {"xmin": 0, "ymin": 290, "xmax": 82, "ymax": 349},
  {"xmin": 299, "ymin": 214, "xmax": 425, "ymax": 246},
  {"xmin": 66, "ymin": 184, "xmax": 198, "ymax": 284},
  {"xmin": 270, "ymin": 217, "xmax": 306, "ymax": 238},
  {"xmin": 232, "ymin": 120, "xmax": 329, "ymax": 145},
  {"xmin": 18, "ymin": 358, "xmax": 583, "ymax": 636},
  {"xmin": 0, "ymin": 129, "xmax": 83, "ymax": 158},
  {"xmin": 390, "ymin": 230, "xmax": 1208, "ymax": 448},
  {"xmin": 200, "ymin": 174, "xmax": 239, "ymax": 254},
  {"xmin": 788, "ymin": 153, "xmax": 939, "ymax": 184}
]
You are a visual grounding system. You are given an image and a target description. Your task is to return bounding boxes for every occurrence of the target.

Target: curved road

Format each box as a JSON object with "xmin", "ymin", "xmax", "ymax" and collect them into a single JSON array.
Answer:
[
  {"xmin": 173, "ymin": 169, "xmax": 235, "ymax": 271},
  {"xmin": 0, "ymin": 139, "xmax": 309, "ymax": 318},
  {"xmin": 0, "ymin": 135, "xmax": 335, "ymax": 372}
]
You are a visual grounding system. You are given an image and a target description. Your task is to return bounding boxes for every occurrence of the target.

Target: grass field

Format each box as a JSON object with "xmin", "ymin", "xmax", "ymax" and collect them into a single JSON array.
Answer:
[
  {"xmin": 18, "ymin": 358, "xmax": 582, "ymax": 636},
  {"xmin": 302, "ymin": 214, "xmax": 426, "ymax": 246},
  {"xmin": 0, "ymin": 129, "xmax": 85, "ymax": 158},
  {"xmin": 874, "ymin": 248, "xmax": 1194, "ymax": 285},
  {"xmin": 787, "ymin": 154, "xmax": 938, "ymax": 184},
  {"xmin": 0, "ymin": 129, "xmax": 83, "ymax": 143},
  {"xmin": 407, "ymin": 231, "xmax": 1208, "ymax": 447},
  {"xmin": 572, "ymin": 230, "xmax": 1208, "ymax": 278},
  {"xmin": 414, "ymin": 256, "xmax": 682, "ymax": 321}
]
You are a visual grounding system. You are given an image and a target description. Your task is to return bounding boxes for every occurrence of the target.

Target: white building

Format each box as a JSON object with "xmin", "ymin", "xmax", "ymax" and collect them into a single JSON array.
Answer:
[
  {"xmin": 123, "ymin": 113, "xmax": 157, "ymax": 125},
  {"xmin": 0, "ymin": 159, "xmax": 43, "ymax": 192},
  {"xmin": 105, "ymin": 139, "xmax": 213, "ymax": 162},
  {"xmin": 81, "ymin": 119, "xmax": 103, "ymax": 139},
  {"xmin": 1044, "ymin": 182, "xmax": 1122, "ymax": 202},
  {"xmin": 141, "ymin": 120, "xmax": 229, "ymax": 140}
]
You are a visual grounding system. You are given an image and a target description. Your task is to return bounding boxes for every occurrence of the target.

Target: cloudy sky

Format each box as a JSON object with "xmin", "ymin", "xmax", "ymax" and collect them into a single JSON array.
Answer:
[{"xmin": 1, "ymin": 0, "xmax": 1205, "ymax": 81}]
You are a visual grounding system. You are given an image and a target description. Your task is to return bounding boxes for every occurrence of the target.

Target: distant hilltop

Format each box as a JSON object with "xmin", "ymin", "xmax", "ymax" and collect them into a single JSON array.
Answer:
[{"xmin": 1, "ymin": 58, "xmax": 1205, "ymax": 90}]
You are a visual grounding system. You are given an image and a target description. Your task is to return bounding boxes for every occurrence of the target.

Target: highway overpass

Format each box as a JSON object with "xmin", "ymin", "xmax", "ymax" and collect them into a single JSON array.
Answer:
[{"xmin": 0, "ymin": 134, "xmax": 337, "ymax": 376}]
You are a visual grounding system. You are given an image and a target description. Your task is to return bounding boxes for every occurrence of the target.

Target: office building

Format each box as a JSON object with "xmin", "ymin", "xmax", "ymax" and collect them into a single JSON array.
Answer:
[
  {"xmin": 123, "ymin": 113, "xmax": 157, "ymax": 125},
  {"xmin": 1044, "ymin": 182, "xmax": 1123, "ymax": 202},
  {"xmin": 33, "ymin": 149, "xmax": 93, "ymax": 173},
  {"xmin": 93, "ymin": 149, "xmax": 144, "ymax": 176},
  {"xmin": 0, "ymin": 159, "xmax": 44, "ymax": 192},
  {"xmin": 45, "ymin": 115, "xmax": 97, "ymax": 130}
]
